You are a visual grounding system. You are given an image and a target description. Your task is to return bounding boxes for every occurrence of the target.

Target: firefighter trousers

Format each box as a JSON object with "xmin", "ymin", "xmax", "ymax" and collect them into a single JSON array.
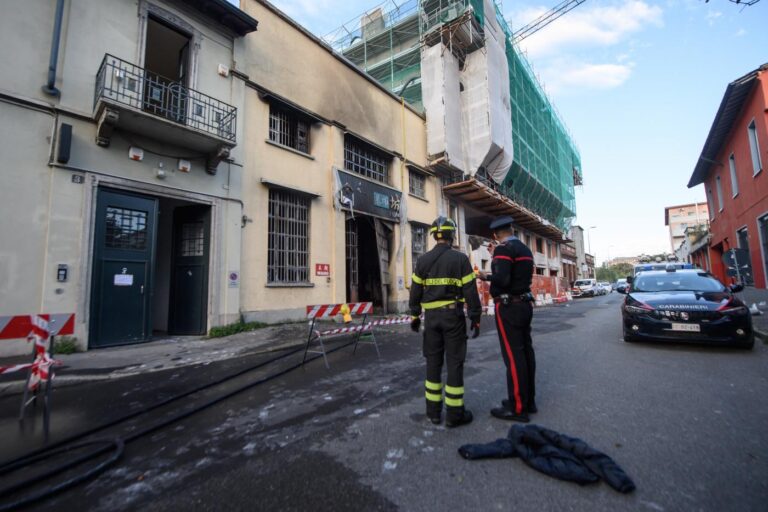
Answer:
[
  {"xmin": 494, "ymin": 301, "xmax": 536, "ymax": 415},
  {"xmin": 423, "ymin": 309, "xmax": 467, "ymax": 422}
]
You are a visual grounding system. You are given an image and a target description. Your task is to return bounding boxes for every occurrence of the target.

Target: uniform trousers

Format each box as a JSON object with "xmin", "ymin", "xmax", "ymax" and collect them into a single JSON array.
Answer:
[
  {"xmin": 494, "ymin": 301, "xmax": 536, "ymax": 414},
  {"xmin": 423, "ymin": 308, "xmax": 467, "ymax": 422}
]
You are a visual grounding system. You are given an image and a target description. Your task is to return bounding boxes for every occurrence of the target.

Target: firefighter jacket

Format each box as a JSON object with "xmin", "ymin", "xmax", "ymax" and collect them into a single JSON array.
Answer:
[
  {"xmin": 409, "ymin": 243, "xmax": 482, "ymax": 320},
  {"xmin": 458, "ymin": 424, "xmax": 636, "ymax": 494},
  {"xmin": 489, "ymin": 237, "xmax": 534, "ymax": 297}
]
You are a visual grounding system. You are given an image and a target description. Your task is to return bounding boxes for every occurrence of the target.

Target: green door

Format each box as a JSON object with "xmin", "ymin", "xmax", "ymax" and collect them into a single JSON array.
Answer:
[
  {"xmin": 90, "ymin": 189, "xmax": 157, "ymax": 347},
  {"xmin": 168, "ymin": 205, "xmax": 210, "ymax": 335}
]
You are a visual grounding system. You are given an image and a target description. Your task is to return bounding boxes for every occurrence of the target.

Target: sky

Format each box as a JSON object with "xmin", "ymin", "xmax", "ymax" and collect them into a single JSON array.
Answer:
[{"xmin": 232, "ymin": 0, "xmax": 767, "ymax": 264}]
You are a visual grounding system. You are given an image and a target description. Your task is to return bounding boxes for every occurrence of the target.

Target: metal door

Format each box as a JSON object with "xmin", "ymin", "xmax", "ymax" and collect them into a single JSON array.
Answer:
[
  {"xmin": 761, "ymin": 215, "xmax": 768, "ymax": 286},
  {"xmin": 168, "ymin": 205, "xmax": 210, "ymax": 335},
  {"xmin": 90, "ymin": 189, "xmax": 157, "ymax": 347}
]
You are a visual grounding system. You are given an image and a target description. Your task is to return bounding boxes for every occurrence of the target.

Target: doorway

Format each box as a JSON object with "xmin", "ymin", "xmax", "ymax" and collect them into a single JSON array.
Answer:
[
  {"xmin": 143, "ymin": 16, "xmax": 191, "ymax": 123},
  {"xmin": 345, "ymin": 216, "xmax": 391, "ymax": 311},
  {"xmin": 90, "ymin": 188, "xmax": 211, "ymax": 348}
]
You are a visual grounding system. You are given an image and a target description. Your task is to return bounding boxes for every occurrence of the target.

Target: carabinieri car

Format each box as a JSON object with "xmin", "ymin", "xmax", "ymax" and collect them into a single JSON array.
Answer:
[{"xmin": 619, "ymin": 268, "xmax": 753, "ymax": 349}]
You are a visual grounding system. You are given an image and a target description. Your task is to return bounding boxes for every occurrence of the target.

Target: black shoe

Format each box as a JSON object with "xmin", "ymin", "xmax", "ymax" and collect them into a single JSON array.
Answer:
[
  {"xmin": 491, "ymin": 407, "xmax": 530, "ymax": 423},
  {"xmin": 446, "ymin": 409, "xmax": 473, "ymax": 428},
  {"xmin": 428, "ymin": 415, "xmax": 441, "ymax": 425},
  {"xmin": 503, "ymin": 399, "xmax": 538, "ymax": 414}
]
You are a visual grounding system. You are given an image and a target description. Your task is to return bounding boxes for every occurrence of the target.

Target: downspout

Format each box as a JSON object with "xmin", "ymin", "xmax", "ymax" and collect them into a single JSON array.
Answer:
[
  {"xmin": 42, "ymin": 0, "xmax": 66, "ymax": 97},
  {"xmin": 399, "ymin": 77, "xmax": 418, "ymax": 291}
]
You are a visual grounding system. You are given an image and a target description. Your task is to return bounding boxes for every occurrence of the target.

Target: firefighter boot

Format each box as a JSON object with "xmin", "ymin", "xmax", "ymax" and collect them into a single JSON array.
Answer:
[{"xmin": 446, "ymin": 409, "xmax": 473, "ymax": 428}]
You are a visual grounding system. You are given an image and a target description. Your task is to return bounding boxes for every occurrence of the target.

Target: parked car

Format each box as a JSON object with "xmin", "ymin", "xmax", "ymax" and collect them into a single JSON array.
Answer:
[
  {"xmin": 598, "ymin": 281, "xmax": 612, "ymax": 294},
  {"xmin": 615, "ymin": 278, "xmax": 628, "ymax": 293},
  {"xmin": 572, "ymin": 279, "xmax": 598, "ymax": 298},
  {"xmin": 618, "ymin": 269, "xmax": 753, "ymax": 349}
]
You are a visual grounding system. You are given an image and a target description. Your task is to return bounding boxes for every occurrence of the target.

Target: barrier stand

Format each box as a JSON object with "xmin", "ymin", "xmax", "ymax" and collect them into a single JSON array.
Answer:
[
  {"xmin": 0, "ymin": 313, "xmax": 75, "ymax": 442},
  {"xmin": 302, "ymin": 303, "xmax": 373, "ymax": 369}
]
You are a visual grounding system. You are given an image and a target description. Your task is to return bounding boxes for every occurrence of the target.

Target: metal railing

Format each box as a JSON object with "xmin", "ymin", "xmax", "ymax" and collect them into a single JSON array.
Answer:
[{"xmin": 94, "ymin": 54, "xmax": 236, "ymax": 142}]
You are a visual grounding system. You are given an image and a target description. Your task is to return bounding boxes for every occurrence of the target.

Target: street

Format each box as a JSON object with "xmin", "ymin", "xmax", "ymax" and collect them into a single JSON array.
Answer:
[{"xmin": 1, "ymin": 293, "xmax": 767, "ymax": 511}]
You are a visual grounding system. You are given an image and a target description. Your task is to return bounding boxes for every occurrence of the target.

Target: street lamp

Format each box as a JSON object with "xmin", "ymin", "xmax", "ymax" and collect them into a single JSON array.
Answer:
[{"xmin": 586, "ymin": 226, "xmax": 597, "ymax": 256}]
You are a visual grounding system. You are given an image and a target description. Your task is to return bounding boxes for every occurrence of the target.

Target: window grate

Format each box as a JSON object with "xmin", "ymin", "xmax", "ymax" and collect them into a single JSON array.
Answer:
[
  {"xmin": 346, "ymin": 220, "xmax": 358, "ymax": 286},
  {"xmin": 105, "ymin": 206, "xmax": 148, "ymax": 250},
  {"xmin": 268, "ymin": 190, "xmax": 310, "ymax": 284},
  {"xmin": 411, "ymin": 224, "xmax": 427, "ymax": 274},
  {"xmin": 409, "ymin": 170, "xmax": 426, "ymax": 198},
  {"xmin": 269, "ymin": 106, "xmax": 310, "ymax": 153},
  {"xmin": 180, "ymin": 222, "xmax": 205, "ymax": 257},
  {"xmin": 344, "ymin": 137, "xmax": 390, "ymax": 183}
]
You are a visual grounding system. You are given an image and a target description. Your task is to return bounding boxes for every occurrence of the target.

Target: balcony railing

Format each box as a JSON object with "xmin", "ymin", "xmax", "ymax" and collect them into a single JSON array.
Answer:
[{"xmin": 94, "ymin": 54, "xmax": 236, "ymax": 142}]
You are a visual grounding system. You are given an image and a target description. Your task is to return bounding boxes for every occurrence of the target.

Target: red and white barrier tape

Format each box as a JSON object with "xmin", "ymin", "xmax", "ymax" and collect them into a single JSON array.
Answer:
[
  {"xmin": 0, "ymin": 315, "xmax": 60, "ymax": 390},
  {"xmin": 314, "ymin": 316, "xmax": 412, "ymax": 337},
  {"xmin": 306, "ymin": 302, "xmax": 373, "ymax": 319}
]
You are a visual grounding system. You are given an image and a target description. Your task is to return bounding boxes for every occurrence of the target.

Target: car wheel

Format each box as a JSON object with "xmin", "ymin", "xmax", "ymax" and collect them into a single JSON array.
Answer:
[
  {"xmin": 738, "ymin": 334, "xmax": 755, "ymax": 350},
  {"xmin": 623, "ymin": 331, "xmax": 638, "ymax": 342}
]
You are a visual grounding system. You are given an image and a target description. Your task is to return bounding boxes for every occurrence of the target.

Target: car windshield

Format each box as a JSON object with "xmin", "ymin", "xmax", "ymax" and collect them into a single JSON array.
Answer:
[
  {"xmin": 574, "ymin": 280, "xmax": 592, "ymax": 286},
  {"xmin": 632, "ymin": 272, "xmax": 726, "ymax": 293}
]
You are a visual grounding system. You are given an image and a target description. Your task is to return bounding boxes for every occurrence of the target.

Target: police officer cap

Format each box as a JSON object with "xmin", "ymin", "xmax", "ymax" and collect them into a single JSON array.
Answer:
[{"xmin": 489, "ymin": 216, "xmax": 515, "ymax": 231}]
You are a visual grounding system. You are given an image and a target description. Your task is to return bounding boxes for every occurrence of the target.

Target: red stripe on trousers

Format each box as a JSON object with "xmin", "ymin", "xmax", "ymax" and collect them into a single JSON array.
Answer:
[
  {"xmin": 495, "ymin": 302, "xmax": 523, "ymax": 414},
  {"xmin": 515, "ymin": 257, "xmax": 533, "ymax": 262},
  {"xmin": 494, "ymin": 255, "xmax": 513, "ymax": 261}
]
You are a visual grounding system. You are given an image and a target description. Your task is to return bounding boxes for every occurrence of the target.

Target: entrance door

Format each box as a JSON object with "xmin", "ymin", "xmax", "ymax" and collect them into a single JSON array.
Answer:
[
  {"xmin": 168, "ymin": 206, "xmax": 210, "ymax": 335},
  {"xmin": 737, "ymin": 228, "xmax": 754, "ymax": 285},
  {"xmin": 91, "ymin": 189, "xmax": 157, "ymax": 347},
  {"xmin": 760, "ymin": 215, "xmax": 768, "ymax": 287}
]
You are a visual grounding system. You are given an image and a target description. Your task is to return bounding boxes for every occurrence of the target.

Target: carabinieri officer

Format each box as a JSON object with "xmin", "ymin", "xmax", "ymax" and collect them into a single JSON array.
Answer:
[{"xmin": 478, "ymin": 216, "xmax": 537, "ymax": 423}]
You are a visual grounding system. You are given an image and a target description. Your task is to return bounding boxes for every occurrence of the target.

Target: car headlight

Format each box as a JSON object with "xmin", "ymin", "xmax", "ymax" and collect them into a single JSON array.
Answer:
[{"xmin": 625, "ymin": 305, "xmax": 653, "ymax": 315}]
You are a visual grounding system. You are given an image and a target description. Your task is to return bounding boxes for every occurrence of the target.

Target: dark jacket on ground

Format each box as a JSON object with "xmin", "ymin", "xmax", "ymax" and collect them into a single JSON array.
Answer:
[
  {"xmin": 458, "ymin": 424, "xmax": 635, "ymax": 493},
  {"xmin": 409, "ymin": 244, "xmax": 482, "ymax": 320}
]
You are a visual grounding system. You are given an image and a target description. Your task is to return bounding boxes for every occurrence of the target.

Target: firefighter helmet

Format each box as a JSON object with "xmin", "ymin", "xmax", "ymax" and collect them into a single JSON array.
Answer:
[{"xmin": 430, "ymin": 216, "xmax": 457, "ymax": 240}]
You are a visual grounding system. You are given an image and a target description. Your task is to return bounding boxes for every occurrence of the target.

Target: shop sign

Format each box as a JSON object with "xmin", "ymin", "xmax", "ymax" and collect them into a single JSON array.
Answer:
[
  {"xmin": 337, "ymin": 169, "xmax": 402, "ymax": 221},
  {"xmin": 315, "ymin": 264, "xmax": 331, "ymax": 277}
]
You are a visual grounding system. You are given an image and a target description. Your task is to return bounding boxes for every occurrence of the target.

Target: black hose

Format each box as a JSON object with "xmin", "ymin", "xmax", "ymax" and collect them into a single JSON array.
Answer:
[{"xmin": 0, "ymin": 338, "xmax": 358, "ymax": 510}]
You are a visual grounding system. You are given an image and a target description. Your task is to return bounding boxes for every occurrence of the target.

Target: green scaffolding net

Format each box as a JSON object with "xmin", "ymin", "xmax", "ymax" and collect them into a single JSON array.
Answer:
[{"xmin": 325, "ymin": 0, "xmax": 582, "ymax": 233}]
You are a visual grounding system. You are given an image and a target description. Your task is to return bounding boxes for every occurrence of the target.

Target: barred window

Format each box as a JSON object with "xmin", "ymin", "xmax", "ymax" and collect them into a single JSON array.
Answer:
[
  {"xmin": 268, "ymin": 189, "xmax": 310, "ymax": 284},
  {"xmin": 269, "ymin": 105, "xmax": 310, "ymax": 154},
  {"xmin": 411, "ymin": 224, "xmax": 427, "ymax": 274},
  {"xmin": 344, "ymin": 136, "xmax": 390, "ymax": 183},
  {"xmin": 409, "ymin": 170, "xmax": 426, "ymax": 198}
]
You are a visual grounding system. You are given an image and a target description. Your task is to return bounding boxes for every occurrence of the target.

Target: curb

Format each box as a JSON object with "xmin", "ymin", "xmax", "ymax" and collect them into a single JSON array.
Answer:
[{"xmin": 754, "ymin": 328, "xmax": 768, "ymax": 344}]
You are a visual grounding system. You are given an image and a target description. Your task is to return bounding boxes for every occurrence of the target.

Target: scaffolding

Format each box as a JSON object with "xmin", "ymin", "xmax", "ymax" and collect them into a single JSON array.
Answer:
[{"xmin": 323, "ymin": 0, "xmax": 583, "ymax": 233}]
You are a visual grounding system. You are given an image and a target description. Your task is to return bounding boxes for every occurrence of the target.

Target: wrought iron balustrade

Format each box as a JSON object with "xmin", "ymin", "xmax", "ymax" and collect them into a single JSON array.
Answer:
[{"xmin": 94, "ymin": 54, "xmax": 236, "ymax": 142}]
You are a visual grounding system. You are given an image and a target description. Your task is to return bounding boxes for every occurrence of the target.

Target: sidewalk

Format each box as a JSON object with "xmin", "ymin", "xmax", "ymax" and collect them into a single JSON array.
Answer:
[{"xmin": 737, "ymin": 286, "xmax": 768, "ymax": 341}]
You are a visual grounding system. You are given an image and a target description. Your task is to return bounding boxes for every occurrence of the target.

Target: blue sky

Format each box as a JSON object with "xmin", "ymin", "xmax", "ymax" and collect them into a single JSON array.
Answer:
[{"xmin": 236, "ymin": 0, "xmax": 767, "ymax": 263}]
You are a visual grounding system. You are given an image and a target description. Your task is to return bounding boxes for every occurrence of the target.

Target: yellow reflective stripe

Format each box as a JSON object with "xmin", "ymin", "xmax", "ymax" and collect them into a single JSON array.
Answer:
[
  {"xmin": 461, "ymin": 272, "xmax": 476, "ymax": 285},
  {"xmin": 429, "ymin": 226, "xmax": 456, "ymax": 233},
  {"xmin": 444, "ymin": 385, "xmax": 464, "ymax": 395},
  {"xmin": 445, "ymin": 396, "xmax": 464, "ymax": 407},
  {"xmin": 411, "ymin": 274, "xmax": 424, "ymax": 285},
  {"xmin": 425, "ymin": 391, "xmax": 443, "ymax": 402},
  {"xmin": 425, "ymin": 380, "xmax": 443, "ymax": 391},
  {"xmin": 422, "ymin": 299, "xmax": 457, "ymax": 310},
  {"xmin": 424, "ymin": 278, "xmax": 462, "ymax": 287}
]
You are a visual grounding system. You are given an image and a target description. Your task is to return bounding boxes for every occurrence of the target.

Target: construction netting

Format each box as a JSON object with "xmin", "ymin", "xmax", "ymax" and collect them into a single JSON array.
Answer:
[{"xmin": 323, "ymin": 0, "xmax": 582, "ymax": 233}]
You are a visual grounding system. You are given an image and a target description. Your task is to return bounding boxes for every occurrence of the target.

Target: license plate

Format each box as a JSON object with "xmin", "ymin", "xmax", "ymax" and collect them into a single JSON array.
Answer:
[{"xmin": 670, "ymin": 323, "xmax": 700, "ymax": 332}]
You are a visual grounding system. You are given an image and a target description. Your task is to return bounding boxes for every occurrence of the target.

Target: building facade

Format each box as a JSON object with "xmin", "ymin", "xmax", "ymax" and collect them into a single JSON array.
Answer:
[
  {"xmin": 0, "ymin": 0, "xmax": 258, "ymax": 355},
  {"xmin": 688, "ymin": 63, "xmax": 768, "ymax": 287},
  {"xmin": 664, "ymin": 203, "xmax": 709, "ymax": 253}
]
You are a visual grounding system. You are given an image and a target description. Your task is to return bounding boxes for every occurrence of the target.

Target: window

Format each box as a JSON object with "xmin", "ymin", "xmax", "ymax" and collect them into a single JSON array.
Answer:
[
  {"xmin": 269, "ymin": 105, "xmax": 310, "ymax": 153},
  {"xmin": 715, "ymin": 176, "xmax": 724, "ymax": 211},
  {"xmin": 707, "ymin": 188, "xmax": 715, "ymax": 220},
  {"xmin": 411, "ymin": 224, "xmax": 427, "ymax": 273},
  {"xmin": 748, "ymin": 119, "xmax": 763, "ymax": 175},
  {"xmin": 267, "ymin": 189, "xmax": 310, "ymax": 284},
  {"xmin": 535, "ymin": 237, "xmax": 544, "ymax": 254},
  {"xmin": 409, "ymin": 170, "xmax": 426, "ymax": 198},
  {"xmin": 728, "ymin": 153, "xmax": 739, "ymax": 197},
  {"xmin": 525, "ymin": 234, "xmax": 532, "ymax": 247},
  {"xmin": 344, "ymin": 136, "xmax": 390, "ymax": 183},
  {"xmin": 105, "ymin": 207, "xmax": 148, "ymax": 249}
]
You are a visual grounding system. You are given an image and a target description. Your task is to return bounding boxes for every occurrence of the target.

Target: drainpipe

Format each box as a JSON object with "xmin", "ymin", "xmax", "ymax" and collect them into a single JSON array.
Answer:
[{"xmin": 42, "ymin": 0, "xmax": 65, "ymax": 97}]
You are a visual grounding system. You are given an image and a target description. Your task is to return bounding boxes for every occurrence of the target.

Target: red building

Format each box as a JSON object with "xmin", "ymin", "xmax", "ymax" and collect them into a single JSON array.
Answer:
[{"xmin": 688, "ymin": 63, "xmax": 768, "ymax": 287}]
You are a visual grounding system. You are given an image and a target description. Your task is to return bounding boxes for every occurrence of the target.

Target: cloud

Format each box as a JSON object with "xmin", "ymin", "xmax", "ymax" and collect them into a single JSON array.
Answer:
[
  {"xmin": 539, "ymin": 61, "xmax": 634, "ymax": 94},
  {"xmin": 735, "ymin": 28, "xmax": 747, "ymax": 37},
  {"xmin": 706, "ymin": 10, "xmax": 722, "ymax": 26},
  {"xmin": 512, "ymin": 0, "xmax": 664, "ymax": 59}
]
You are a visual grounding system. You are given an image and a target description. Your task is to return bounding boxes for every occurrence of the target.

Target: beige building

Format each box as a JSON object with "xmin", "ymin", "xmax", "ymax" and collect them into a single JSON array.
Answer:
[
  {"xmin": 664, "ymin": 203, "xmax": 708, "ymax": 253},
  {"xmin": 0, "ymin": 0, "xmax": 258, "ymax": 355}
]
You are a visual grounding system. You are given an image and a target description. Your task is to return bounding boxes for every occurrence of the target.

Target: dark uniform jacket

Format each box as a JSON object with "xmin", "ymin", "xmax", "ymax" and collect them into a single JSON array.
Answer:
[
  {"xmin": 409, "ymin": 244, "xmax": 482, "ymax": 320},
  {"xmin": 459, "ymin": 424, "xmax": 636, "ymax": 494},
  {"xmin": 489, "ymin": 238, "xmax": 534, "ymax": 298}
]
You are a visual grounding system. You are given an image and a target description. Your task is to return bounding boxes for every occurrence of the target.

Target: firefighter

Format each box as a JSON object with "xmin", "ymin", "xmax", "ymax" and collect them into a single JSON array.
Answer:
[
  {"xmin": 409, "ymin": 216, "xmax": 482, "ymax": 427},
  {"xmin": 477, "ymin": 216, "xmax": 536, "ymax": 423}
]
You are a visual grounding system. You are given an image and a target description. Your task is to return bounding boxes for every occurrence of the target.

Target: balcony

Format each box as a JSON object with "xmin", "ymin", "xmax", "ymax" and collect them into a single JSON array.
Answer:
[{"xmin": 93, "ymin": 54, "xmax": 236, "ymax": 173}]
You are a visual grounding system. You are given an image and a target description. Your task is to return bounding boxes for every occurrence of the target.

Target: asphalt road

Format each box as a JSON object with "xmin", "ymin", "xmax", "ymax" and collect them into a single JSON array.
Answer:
[{"xmin": 2, "ymin": 293, "xmax": 767, "ymax": 511}]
